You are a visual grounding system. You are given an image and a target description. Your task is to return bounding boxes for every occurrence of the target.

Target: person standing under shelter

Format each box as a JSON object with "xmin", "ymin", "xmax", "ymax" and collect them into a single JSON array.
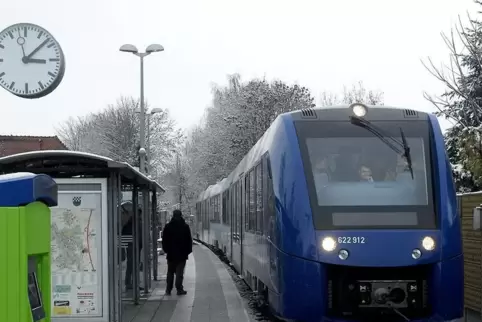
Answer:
[
  {"xmin": 121, "ymin": 201, "xmax": 143, "ymax": 290},
  {"xmin": 162, "ymin": 209, "xmax": 192, "ymax": 295}
]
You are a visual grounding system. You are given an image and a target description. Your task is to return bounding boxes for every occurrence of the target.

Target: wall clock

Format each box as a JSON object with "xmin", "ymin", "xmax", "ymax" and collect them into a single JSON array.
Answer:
[{"xmin": 0, "ymin": 23, "xmax": 66, "ymax": 99}]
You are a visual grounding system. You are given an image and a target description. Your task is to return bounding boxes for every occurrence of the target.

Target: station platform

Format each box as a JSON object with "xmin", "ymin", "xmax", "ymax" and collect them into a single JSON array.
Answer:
[{"xmin": 122, "ymin": 242, "xmax": 253, "ymax": 322}]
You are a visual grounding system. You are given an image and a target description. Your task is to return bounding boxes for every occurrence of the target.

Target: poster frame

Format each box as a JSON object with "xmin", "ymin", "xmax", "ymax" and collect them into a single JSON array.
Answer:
[{"xmin": 51, "ymin": 178, "xmax": 109, "ymax": 322}]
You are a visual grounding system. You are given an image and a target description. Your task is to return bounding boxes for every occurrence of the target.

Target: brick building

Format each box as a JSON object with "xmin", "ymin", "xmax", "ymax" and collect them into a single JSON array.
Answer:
[{"xmin": 0, "ymin": 135, "xmax": 68, "ymax": 157}]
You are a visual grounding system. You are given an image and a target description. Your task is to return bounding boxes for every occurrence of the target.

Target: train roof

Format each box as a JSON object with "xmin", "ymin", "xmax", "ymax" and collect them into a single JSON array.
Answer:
[
  {"xmin": 288, "ymin": 105, "xmax": 429, "ymax": 122},
  {"xmin": 196, "ymin": 105, "xmax": 432, "ymax": 202}
]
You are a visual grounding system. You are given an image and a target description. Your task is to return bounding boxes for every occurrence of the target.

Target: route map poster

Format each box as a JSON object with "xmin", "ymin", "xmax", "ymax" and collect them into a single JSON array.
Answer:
[{"xmin": 50, "ymin": 191, "xmax": 103, "ymax": 318}]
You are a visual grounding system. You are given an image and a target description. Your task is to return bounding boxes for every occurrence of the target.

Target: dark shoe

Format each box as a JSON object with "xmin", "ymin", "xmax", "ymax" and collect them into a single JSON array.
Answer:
[
  {"xmin": 177, "ymin": 289, "xmax": 187, "ymax": 295},
  {"xmin": 165, "ymin": 290, "xmax": 171, "ymax": 295}
]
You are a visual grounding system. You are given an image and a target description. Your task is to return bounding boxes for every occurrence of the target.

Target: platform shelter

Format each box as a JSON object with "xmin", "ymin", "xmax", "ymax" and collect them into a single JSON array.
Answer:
[{"xmin": 0, "ymin": 150, "xmax": 165, "ymax": 322}]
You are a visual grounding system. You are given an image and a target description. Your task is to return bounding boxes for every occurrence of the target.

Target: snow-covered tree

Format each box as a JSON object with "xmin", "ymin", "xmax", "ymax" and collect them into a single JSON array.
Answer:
[
  {"xmin": 423, "ymin": 1, "xmax": 482, "ymax": 191},
  {"xmin": 173, "ymin": 75, "xmax": 388, "ymax": 212},
  {"xmin": 170, "ymin": 74, "xmax": 316, "ymax": 212},
  {"xmin": 56, "ymin": 96, "xmax": 183, "ymax": 180}
]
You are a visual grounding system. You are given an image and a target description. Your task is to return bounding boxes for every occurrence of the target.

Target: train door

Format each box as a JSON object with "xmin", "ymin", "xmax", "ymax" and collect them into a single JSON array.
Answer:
[
  {"xmin": 240, "ymin": 174, "xmax": 246, "ymax": 275},
  {"xmin": 266, "ymin": 156, "xmax": 278, "ymax": 292}
]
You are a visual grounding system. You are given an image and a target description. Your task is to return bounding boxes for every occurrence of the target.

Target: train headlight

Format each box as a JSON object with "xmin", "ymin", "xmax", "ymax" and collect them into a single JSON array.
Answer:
[
  {"xmin": 422, "ymin": 236, "xmax": 435, "ymax": 251},
  {"xmin": 412, "ymin": 248, "xmax": 422, "ymax": 259},
  {"xmin": 338, "ymin": 249, "xmax": 349, "ymax": 260},
  {"xmin": 350, "ymin": 103, "xmax": 368, "ymax": 117},
  {"xmin": 322, "ymin": 237, "xmax": 337, "ymax": 252}
]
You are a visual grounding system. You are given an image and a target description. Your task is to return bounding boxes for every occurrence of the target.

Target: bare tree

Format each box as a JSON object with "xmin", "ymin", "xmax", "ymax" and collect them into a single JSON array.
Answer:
[
  {"xmin": 422, "ymin": 3, "xmax": 482, "ymax": 191},
  {"xmin": 422, "ymin": 10, "xmax": 482, "ymax": 127},
  {"xmin": 320, "ymin": 81, "xmax": 384, "ymax": 107},
  {"xmin": 56, "ymin": 96, "xmax": 183, "ymax": 181}
]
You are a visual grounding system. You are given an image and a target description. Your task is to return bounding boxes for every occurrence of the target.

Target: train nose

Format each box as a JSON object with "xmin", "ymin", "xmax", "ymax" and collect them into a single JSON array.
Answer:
[{"xmin": 317, "ymin": 231, "xmax": 441, "ymax": 266}]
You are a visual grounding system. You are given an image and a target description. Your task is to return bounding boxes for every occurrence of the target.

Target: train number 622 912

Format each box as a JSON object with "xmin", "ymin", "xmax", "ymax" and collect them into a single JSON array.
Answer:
[{"xmin": 337, "ymin": 236, "xmax": 365, "ymax": 244}]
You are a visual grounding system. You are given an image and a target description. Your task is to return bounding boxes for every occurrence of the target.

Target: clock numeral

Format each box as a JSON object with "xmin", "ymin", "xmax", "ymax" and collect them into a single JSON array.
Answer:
[
  {"xmin": 24, "ymin": 27, "xmax": 27, "ymax": 37},
  {"xmin": 0, "ymin": 72, "xmax": 5, "ymax": 77},
  {"xmin": 47, "ymin": 42, "xmax": 55, "ymax": 48},
  {"xmin": 38, "ymin": 81, "xmax": 44, "ymax": 90},
  {"xmin": 49, "ymin": 58, "xmax": 60, "ymax": 62},
  {"xmin": 9, "ymin": 81, "xmax": 15, "ymax": 90},
  {"xmin": 48, "ymin": 72, "xmax": 55, "ymax": 77},
  {"xmin": 8, "ymin": 32, "xmax": 13, "ymax": 39},
  {"xmin": 37, "ymin": 31, "xmax": 43, "ymax": 39},
  {"xmin": 0, "ymin": 59, "xmax": 3, "ymax": 62},
  {"xmin": 0, "ymin": 44, "xmax": 4, "ymax": 49},
  {"xmin": 25, "ymin": 83, "xmax": 28, "ymax": 94}
]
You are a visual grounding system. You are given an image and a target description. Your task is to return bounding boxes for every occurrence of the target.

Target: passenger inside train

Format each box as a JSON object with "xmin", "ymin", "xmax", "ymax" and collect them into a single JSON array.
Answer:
[{"xmin": 308, "ymin": 137, "xmax": 428, "ymax": 207}]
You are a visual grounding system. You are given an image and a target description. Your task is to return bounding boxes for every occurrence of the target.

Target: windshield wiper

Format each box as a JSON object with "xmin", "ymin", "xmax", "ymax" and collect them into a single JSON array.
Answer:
[
  {"xmin": 349, "ymin": 116, "xmax": 414, "ymax": 179},
  {"xmin": 399, "ymin": 127, "xmax": 414, "ymax": 179}
]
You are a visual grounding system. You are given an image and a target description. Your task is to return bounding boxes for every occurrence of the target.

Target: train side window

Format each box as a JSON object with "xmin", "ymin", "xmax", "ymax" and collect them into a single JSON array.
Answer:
[
  {"xmin": 218, "ymin": 195, "xmax": 221, "ymax": 223},
  {"xmin": 232, "ymin": 185, "xmax": 236, "ymax": 239},
  {"xmin": 209, "ymin": 198, "xmax": 212, "ymax": 222},
  {"xmin": 256, "ymin": 163, "xmax": 263, "ymax": 233},
  {"xmin": 224, "ymin": 191, "xmax": 229, "ymax": 225},
  {"xmin": 265, "ymin": 156, "xmax": 275, "ymax": 240},
  {"xmin": 233, "ymin": 183, "xmax": 237, "ymax": 239},
  {"xmin": 235, "ymin": 182, "xmax": 239, "ymax": 240},
  {"xmin": 262, "ymin": 156, "xmax": 268, "ymax": 235},
  {"xmin": 225, "ymin": 192, "xmax": 229, "ymax": 225},
  {"xmin": 239, "ymin": 180, "xmax": 243, "ymax": 238},
  {"xmin": 230, "ymin": 186, "xmax": 233, "ymax": 227},
  {"xmin": 216, "ymin": 195, "xmax": 220, "ymax": 223},
  {"xmin": 209, "ymin": 197, "xmax": 214, "ymax": 222},
  {"xmin": 202, "ymin": 201, "xmax": 205, "ymax": 227},
  {"xmin": 249, "ymin": 169, "xmax": 256, "ymax": 232},
  {"xmin": 206, "ymin": 199, "xmax": 209, "ymax": 225},
  {"xmin": 237, "ymin": 181, "xmax": 241, "ymax": 238},
  {"xmin": 217, "ymin": 195, "xmax": 220, "ymax": 223},
  {"xmin": 229, "ymin": 187, "xmax": 233, "ymax": 226},
  {"xmin": 213, "ymin": 197, "xmax": 216, "ymax": 222},
  {"xmin": 244, "ymin": 175, "xmax": 249, "ymax": 231},
  {"xmin": 214, "ymin": 196, "xmax": 217, "ymax": 223}
]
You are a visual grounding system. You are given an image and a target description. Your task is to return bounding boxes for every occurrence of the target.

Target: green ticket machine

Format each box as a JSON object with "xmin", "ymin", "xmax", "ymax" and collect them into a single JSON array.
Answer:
[{"xmin": 0, "ymin": 173, "xmax": 58, "ymax": 322}]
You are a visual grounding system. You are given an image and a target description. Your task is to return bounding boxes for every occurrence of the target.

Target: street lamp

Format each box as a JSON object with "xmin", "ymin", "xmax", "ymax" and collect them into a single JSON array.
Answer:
[
  {"xmin": 135, "ymin": 108, "xmax": 163, "ymax": 174},
  {"xmin": 119, "ymin": 43, "xmax": 165, "ymax": 174}
]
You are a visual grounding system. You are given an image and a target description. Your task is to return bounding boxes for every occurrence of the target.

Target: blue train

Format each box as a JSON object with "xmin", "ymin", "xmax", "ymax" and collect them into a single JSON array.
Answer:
[{"xmin": 195, "ymin": 104, "xmax": 463, "ymax": 322}]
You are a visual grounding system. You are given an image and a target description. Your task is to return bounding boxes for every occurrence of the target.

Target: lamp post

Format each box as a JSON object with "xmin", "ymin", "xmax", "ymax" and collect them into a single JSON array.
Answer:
[
  {"xmin": 135, "ymin": 107, "xmax": 163, "ymax": 174},
  {"xmin": 119, "ymin": 43, "xmax": 164, "ymax": 174}
]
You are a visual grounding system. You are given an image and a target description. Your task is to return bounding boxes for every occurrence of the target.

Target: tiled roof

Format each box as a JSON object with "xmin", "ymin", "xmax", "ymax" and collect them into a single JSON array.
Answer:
[{"xmin": 0, "ymin": 135, "xmax": 68, "ymax": 157}]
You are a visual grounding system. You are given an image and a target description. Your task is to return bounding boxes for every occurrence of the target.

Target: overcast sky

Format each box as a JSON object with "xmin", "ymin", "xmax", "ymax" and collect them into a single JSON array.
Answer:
[{"xmin": 0, "ymin": 0, "xmax": 478, "ymax": 136}]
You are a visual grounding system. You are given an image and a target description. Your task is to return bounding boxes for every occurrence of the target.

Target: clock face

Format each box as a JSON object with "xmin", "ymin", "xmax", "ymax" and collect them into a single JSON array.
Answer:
[{"xmin": 0, "ymin": 23, "xmax": 66, "ymax": 99}]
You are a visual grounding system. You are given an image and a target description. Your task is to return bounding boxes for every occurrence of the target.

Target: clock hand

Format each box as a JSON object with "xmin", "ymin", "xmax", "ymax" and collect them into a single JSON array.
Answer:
[
  {"xmin": 16, "ymin": 32, "xmax": 28, "ymax": 63},
  {"xmin": 26, "ymin": 58, "xmax": 46, "ymax": 64},
  {"xmin": 26, "ymin": 38, "xmax": 49, "ymax": 60},
  {"xmin": 20, "ymin": 44, "xmax": 27, "ymax": 63}
]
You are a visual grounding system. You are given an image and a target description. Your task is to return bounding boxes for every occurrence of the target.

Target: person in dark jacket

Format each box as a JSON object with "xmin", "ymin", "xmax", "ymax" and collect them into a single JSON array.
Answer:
[
  {"xmin": 162, "ymin": 209, "xmax": 192, "ymax": 295},
  {"xmin": 121, "ymin": 203, "xmax": 143, "ymax": 290}
]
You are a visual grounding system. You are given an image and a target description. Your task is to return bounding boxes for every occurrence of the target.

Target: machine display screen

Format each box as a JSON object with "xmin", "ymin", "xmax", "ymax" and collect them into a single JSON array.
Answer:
[{"xmin": 28, "ymin": 272, "xmax": 43, "ymax": 319}]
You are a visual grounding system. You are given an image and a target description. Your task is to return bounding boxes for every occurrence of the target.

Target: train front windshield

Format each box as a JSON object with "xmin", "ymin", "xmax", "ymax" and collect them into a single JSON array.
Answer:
[{"xmin": 296, "ymin": 120, "xmax": 436, "ymax": 230}]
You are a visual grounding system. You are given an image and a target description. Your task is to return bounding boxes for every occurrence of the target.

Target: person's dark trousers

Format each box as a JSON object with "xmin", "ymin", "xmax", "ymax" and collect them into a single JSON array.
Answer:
[
  {"xmin": 166, "ymin": 259, "xmax": 186, "ymax": 294},
  {"xmin": 125, "ymin": 244, "xmax": 143, "ymax": 289},
  {"xmin": 125, "ymin": 244, "xmax": 134, "ymax": 288}
]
